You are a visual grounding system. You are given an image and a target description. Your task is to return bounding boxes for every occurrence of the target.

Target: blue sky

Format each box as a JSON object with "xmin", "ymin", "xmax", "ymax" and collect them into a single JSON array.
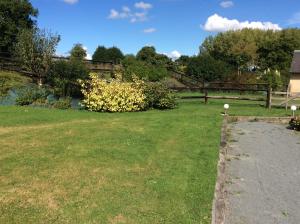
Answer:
[{"xmin": 31, "ymin": 0, "xmax": 300, "ymax": 59}]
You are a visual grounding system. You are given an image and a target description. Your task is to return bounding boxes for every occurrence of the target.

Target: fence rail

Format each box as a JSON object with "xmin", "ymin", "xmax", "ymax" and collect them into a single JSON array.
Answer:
[
  {"xmin": 0, "ymin": 54, "xmax": 116, "ymax": 75},
  {"xmin": 171, "ymin": 83, "xmax": 271, "ymax": 108}
]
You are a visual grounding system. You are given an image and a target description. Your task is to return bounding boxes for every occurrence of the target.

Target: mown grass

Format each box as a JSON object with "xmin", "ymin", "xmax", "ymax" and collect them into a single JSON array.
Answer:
[{"xmin": 0, "ymin": 99, "xmax": 294, "ymax": 224}]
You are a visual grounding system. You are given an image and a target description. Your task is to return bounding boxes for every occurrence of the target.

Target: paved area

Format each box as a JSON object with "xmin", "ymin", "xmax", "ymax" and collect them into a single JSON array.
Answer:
[{"xmin": 225, "ymin": 121, "xmax": 300, "ymax": 224}]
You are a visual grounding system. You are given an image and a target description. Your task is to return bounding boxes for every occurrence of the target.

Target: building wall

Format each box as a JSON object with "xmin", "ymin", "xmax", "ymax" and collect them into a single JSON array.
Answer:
[{"xmin": 290, "ymin": 73, "xmax": 300, "ymax": 93}]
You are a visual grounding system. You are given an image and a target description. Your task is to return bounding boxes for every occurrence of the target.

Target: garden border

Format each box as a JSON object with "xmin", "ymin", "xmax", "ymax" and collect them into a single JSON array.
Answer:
[{"xmin": 211, "ymin": 115, "xmax": 291, "ymax": 224}]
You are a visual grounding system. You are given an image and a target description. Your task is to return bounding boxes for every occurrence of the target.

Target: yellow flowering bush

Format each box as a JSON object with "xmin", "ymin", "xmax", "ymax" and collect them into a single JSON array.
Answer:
[{"xmin": 79, "ymin": 73, "xmax": 146, "ymax": 112}]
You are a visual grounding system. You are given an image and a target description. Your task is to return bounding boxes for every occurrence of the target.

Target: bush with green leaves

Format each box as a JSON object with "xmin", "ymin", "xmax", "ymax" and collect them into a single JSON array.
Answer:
[
  {"xmin": 52, "ymin": 97, "xmax": 72, "ymax": 110},
  {"xmin": 261, "ymin": 69, "xmax": 283, "ymax": 90},
  {"xmin": 0, "ymin": 71, "xmax": 31, "ymax": 97},
  {"xmin": 48, "ymin": 60, "xmax": 89, "ymax": 97},
  {"xmin": 143, "ymin": 82, "xmax": 177, "ymax": 109},
  {"xmin": 289, "ymin": 117, "xmax": 300, "ymax": 131},
  {"xmin": 16, "ymin": 84, "xmax": 50, "ymax": 106},
  {"xmin": 122, "ymin": 56, "xmax": 168, "ymax": 81},
  {"xmin": 79, "ymin": 73, "xmax": 146, "ymax": 112}
]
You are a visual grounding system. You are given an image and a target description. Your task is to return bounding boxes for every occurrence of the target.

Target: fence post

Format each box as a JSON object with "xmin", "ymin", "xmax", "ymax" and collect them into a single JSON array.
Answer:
[
  {"xmin": 204, "ymin": 89, "xmax": 208, "ymax": 104},
  {"xmin": 285, "ymin": 84, "xmax": 290, "ymax": 111},
  {"xmin": 266, "ymin": 86, "xmax": 272, "ymax": 109}
]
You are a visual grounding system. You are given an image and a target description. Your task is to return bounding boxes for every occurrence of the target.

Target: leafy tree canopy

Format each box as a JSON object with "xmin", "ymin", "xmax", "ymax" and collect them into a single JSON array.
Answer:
[
  {"xmin": 14, "ymin": 28, "xmax": 60, "ymax": 85},
  {"xmin": 92, "ymin": 46, "xmax": 124, "ymax": 63},
  {"xmin": 136, "ymin": 46, "xmax": 175, "ymax": 70},
  {"xmin": 70, "ymin": 43, "xmax": 87, "ymax": 62},
  {"xmin": 0, "ymin": 0, "xmax": 38, "ymax": 55},
  {"xmin": 122, "ymin": 55, "xmax": 168, "ymax": 82},
  {"xmin": 186, "ymin": 54, "xmax": 232, "ymax": 82},
  {"xmin": 200, "ymin": 28, "xmax": 300, "ymax": 76}
]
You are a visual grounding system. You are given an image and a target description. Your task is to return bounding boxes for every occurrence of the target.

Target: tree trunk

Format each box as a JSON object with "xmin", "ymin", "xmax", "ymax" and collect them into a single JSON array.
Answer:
[{"xmin": 38, "ymin": 75, "xmax": 43, "ymax": 87}]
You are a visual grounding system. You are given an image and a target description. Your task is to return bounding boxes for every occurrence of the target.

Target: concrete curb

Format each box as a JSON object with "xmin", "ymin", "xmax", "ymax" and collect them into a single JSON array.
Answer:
[{"xmin": 211, "ymin": 116, "xmax": 291, "ymax": 224}]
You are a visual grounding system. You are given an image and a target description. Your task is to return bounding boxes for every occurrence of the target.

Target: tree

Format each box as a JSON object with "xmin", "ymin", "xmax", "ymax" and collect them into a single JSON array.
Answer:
[
  {"xmin": 0, "ymin": 0, "xmax": 38, "ymax": 55},
  {"xmin": 136, "ymin": 46, "xmax": 175, "ymax": 69},
  {"xmin": 186, "ymin": 54, "xmax": 232, "ymax": 82},
  {"xmin": 122, "ymin": 55, "xmax": 168, "ymax": 81},
  {"xmin": 176, "ymin": 55, "xmax": 191, "ymax": 67},
  {"xmin": 258, "ymin": 29, "xmax": 300, "ymax": 71},
  {"xmin": 92, "ymin": 46, "xmax": 107, "ymax": 62},
  {"xmin": 106, "ymin": 47, "xmax": 124, "ymax": 63},
  {"xmin": 260, "ymin": 69, "xmax": 283, "ymax": 90},
  {"xmin": 15, "ymin": 28, "xmax": 60, "ymax": 85},
  {"xmin": 92, "ymin": 46, "xmax": 124, "ymax": 63},
  {"xmin": 48, "ymin": 60, "xmax": 89, "ymax": 97},
  {"xmin": 70, "ymin": 43, "xmax": 87, "ymax": 61},
  {"xmin": 136, "ymin": 46, "xmax": 157, "ymax": 62}
]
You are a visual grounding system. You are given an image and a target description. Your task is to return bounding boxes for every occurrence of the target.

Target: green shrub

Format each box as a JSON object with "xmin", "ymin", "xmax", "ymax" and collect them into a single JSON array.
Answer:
[
  {"xmin": 79, "ymin": 73, "xmax": 146, "ymax": 112},
  {"xmin": 157, "ymin": 93, "xmax": 177, "ymax": 109},
  {"xmin": 143, "ymin": 82, "xmax": 177, "ymax": 109},
  {"xmin": 16, "ymin": 85, "xmax": 49, "ymax": 106},
  {"xmin": 289, "ymin": 117, "xmax": 300, "ymax": 131},
  {"xmin": 48, "ymin": 60, "xmax": 89, "ymax": 97},
  {"xmin": 261, "ymin": 69, "xmax": 283, "ymax": 90},
  {"xmin": 122, "ymin": 56, "xmax": 168, "ymax": 81},
  {"xmin": 52, "ymin": 97, "xmax": 72, "ymax": 110},
  {"xmin": 0, "ymin": 71, "xmax": 31, "ymax": 97}
]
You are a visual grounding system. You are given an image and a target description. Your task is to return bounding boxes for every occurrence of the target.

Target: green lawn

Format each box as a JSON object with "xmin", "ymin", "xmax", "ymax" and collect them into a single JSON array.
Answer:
[{"xmin": 0, "ymin": 100, "xmax": 294, "ymax": 223}]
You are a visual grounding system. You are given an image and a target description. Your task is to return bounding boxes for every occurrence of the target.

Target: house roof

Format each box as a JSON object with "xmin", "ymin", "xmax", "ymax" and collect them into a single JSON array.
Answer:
[{"xmin": 290, "ymin": 50, "xmax": 300, "ymax": 73}]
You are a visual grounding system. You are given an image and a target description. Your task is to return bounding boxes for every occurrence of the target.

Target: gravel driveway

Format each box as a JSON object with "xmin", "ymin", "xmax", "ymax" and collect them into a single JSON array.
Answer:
[{"xmin": 225, "ymin": 121, "xmax": 300, "ymax": 224}]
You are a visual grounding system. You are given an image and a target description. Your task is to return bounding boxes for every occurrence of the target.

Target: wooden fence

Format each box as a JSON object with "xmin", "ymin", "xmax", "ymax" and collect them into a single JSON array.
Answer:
[
  {"xmin": 171, "ymin": 82, "xmax": 272, "ymax": 108},
  {"xmin": 0, "ymin": 54, "xmax": 116, "ymax": 75},
  {"xmin": 269, "ymin": 85, "xmax": 300, "ymax": 110}
]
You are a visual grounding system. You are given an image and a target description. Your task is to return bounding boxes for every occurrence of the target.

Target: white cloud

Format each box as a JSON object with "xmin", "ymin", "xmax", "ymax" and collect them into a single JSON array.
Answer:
[
  {"xmin": 108, "ymin": 9, "xmax": 119, "ymax": 19},
  {"xmin": 163, "ymin": 50, "xmax": 181, "ymax": 61},
  {"xmin": 288, "ymin": 12, "xmax": 300, "ymax": 25},
  {"xmin": 143, "ymin": 28, "xmax": 156, "ymax": 33},
  {"xmin": 134, "ymin": 2, "xmax": 153, "ymax": 10},
  {"xmin": 203, "ymin": 14, "xmax": 282, "ymax": 32},
  {"xmin": 85, "ymin": 53, "xmax": 92, "ymax": 60},
  {"xmin": 220, "ymin": 1, "xmax": 234, "ymax": 8},
  {"xmin": 63, "ymin": 0, "xmax": 78, "ymax": 4},
  {"xmin": 82, "ymin": 46, "xmax": 92, "ymax": 60},
  {"xmin": 122, "ymin": 6, "xmax": 131, "ymax": 13},
  {"xmin": 108, "ymin": 3, "xmax": 152, "ymax": 23},
  {"xmin": 108, "ymin": 9, "xmax": 130, "ymax": 19},
  {"xmin": 132, "ymin": 12, "xmax": 148, "ymax": 22}
]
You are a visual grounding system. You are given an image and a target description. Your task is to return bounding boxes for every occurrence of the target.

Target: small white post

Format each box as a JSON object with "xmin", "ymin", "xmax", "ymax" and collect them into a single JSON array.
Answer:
[
  {"xmin": 291, "ymin": 105, "xmax": 297, "ymax": 118},
  {"xmin": 224, "ymin": 104, "xmax": 229, "ymax": 116}
]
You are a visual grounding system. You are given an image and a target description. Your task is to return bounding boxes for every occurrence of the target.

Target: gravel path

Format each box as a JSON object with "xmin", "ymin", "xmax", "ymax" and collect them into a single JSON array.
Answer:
[{"xmin": 225, "ymin": 121, "xmax": 300, "ymax": 224}]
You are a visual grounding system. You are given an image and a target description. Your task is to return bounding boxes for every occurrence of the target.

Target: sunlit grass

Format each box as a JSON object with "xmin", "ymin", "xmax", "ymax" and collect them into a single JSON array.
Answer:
[{"xmin": 0, "ymin": 100, "xmax": 294, "ymax": 223}]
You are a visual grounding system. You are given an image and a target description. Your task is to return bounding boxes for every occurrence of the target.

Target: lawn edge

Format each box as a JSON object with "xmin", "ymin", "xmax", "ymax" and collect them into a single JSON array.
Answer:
[{"xmin": 211, "ymin": 116, "xmax": 228, "ymax": 224}]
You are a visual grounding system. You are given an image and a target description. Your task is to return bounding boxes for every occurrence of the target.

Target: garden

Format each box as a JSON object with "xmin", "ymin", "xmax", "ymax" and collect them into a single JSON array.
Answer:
[
  {"xmin": 0, "ymin": 98, "xmax": 291, "ymax": 224},
  {"xmin": 1, "ymin": 0, "xmax": 300, "ymax": 223}
]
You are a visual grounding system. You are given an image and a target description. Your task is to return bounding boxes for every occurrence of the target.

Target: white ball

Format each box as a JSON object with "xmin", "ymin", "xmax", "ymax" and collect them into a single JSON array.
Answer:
[
  {"xmin": 224, "ymin": 104, "xmax": 230, "ymax": 109},
  {"xmin": 291, "ymin": 105, "xmax": 297, "ymax": 111}
]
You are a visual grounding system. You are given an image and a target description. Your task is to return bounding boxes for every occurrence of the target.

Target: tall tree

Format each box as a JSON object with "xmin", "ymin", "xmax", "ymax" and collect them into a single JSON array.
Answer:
[
  {"xmin": 136, "ymin": 46, "xmax": 174, "ymax": 69},
  {"xmin": 0, "ymin": 0, "xmax": 38, "ymax": 55},
  {"xmin": 15, "ymin": 28, "xmax": 60, "ymax": 85},
  {"xmin": 70, "ymin": 43, "xmax": 87, "ymax": 61},
  {"xmin": 92, "ymin": 46, "xmax": 107, "ymax": 62},
  {"xmin": 186, "ymin": 54, "xmax": 232, "ymax": 82},
  {"xmin": 92, "ymin": 46, "xmax": 124, "ymax": 63},
  {"xmin": 258, "ymin": 28, "xmax": 300, "ymax": 71},
  {"xmin": 106, "ymin": 47, "xmax": 124, "ymax": 63},
  {"xmin": 136, "ymin": 46, "xmax": 157, "ymax": 62}
]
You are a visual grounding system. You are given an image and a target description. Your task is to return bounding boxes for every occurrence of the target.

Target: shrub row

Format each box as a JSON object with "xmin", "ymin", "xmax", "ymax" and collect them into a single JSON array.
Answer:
[
  {"xmin": 79, "ymin": 73, "xmax": 177, "ymax": 112},
  {"xmin": 15, "ymin": 85, "xmax": 71, "ymax": 109}
]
